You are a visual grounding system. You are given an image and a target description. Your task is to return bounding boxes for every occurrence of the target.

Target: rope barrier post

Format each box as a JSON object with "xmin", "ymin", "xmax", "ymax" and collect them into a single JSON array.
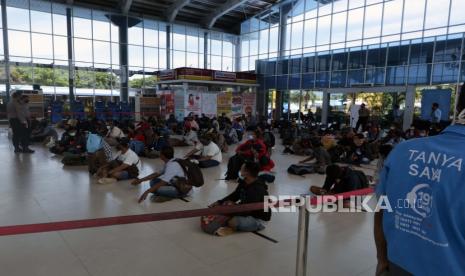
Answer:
[{"xmin": 295, "ymin": 197, "xmax": 310, "ymax": 276}]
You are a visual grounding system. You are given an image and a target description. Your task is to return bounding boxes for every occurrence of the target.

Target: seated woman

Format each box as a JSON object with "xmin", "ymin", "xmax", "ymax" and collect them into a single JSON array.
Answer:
[
  {"xmin": 184, "ymin": 134, "xmax": 222, "ymax": 168},
  {"xmin": 208, "ymin": 162, "xmax": 271, "ymax": 236},
  {"xmin": 50, "ymin": 120, "xmax": 85, "ymax": 155},
  {"xmin": 225, "ymin": 128, "xmax": 267, "ymax": 181},
  {"xmin": 96, "ymin": 138, "xmax": 140, "ymax": 184},
  {"xmin": 144, "ymin": 130, "xmax": 170, "ymax": 159},
  {"xmin": 347, "ymin": 134, "xmax": 373, "ymax": 165}
]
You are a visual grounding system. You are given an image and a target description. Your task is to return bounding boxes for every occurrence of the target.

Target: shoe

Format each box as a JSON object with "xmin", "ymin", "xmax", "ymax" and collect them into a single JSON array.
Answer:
[
  {"xmin": 98, "ymin": 177, "xmax": 117, "ymax": 184},
  {"xmin": 22, "ymin": 148, "xmax": 35, "ymax": 153},
  {"xmin": 152, "ymin": 196, "xmax": 174, "ymax": 203},
  {"xmin": 215, "ymin": 227, "xmax": 234, "ymax": 237}
]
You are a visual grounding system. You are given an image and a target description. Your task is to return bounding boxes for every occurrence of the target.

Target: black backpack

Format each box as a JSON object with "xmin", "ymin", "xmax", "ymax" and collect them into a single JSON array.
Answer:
[{"xmin": 176, "ymin": 159, "xmax": 204, "ymax": 187}]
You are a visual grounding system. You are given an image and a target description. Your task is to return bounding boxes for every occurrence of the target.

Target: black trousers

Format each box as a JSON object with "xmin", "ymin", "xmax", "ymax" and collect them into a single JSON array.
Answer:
[
  {"xmin": 10, "ymin": 119, "xmax": 30, "ymax": 149},
  {"xmin": 355, "ymin": 117, "xmax": 369, "ymax": 132},
  {"xmin": 388, "ymin": 262, "xmax": 412, "ymax": 276}
]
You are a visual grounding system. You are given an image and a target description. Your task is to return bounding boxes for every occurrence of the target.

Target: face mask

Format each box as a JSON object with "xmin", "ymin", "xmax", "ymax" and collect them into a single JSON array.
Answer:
[
  {"xmin": 69, "ymin": 131, "xmax": 76, "ymax": 137},
  {"xmin": 107, "ymin": 126, "xmax": 111, "ymax": 130},
  {"xmin": 247, "ymin": 135, "xmax": 254, "ymax": 140},
  {"xmin": 238, "ymin": 172, "xmax": 245, "ymax": 180}
]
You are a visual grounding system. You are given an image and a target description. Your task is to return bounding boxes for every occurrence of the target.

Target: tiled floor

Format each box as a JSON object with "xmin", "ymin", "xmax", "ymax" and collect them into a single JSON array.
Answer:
[{"xmin": 0, "ymin": 128, "xmax": 377, "ymax": 276}]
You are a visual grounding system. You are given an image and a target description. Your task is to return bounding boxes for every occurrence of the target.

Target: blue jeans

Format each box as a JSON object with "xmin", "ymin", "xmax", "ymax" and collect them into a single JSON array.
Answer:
[
  {"xmin": 118, "ymin": 171, "xmax": 130, "ymax": 180},
  {"xmin": 199, "ymin": 159, "xmax": 220, "ymax": 168},
  {"xmin": 149, "ymin": 178, "xmax": 182, "ymax": 198},
  {"xmin": 231, "ymin": 216, "xmax": 265, "ymax": 232}
]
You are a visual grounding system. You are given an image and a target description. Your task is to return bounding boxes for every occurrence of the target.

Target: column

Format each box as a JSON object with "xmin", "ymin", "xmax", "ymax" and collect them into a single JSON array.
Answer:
[
  {"xmin": 166, "ymin": 25, "xmax": 171, "ymax": 69},
  {"xmin": 66, "ymin": 7, "xmax": 75, "ymax": 102},
  {"xmin": 119, "ymin": 17, "xmax": 129, "ymax": 102},
  {"xmin": 321, "ymin": 90, "xmax": 330, "ymax": 125},
  {"xmin": 203, "ymin": 31, "xmax": 208, "ymax": 69},
  {"xmin": 1, "ymin": 0, "xmax": 10, "ymax": 101}
]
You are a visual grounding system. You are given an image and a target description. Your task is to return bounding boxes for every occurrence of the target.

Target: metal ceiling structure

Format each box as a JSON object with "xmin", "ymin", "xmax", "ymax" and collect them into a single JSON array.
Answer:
[{"xmin": 59, "ymin": 0, "xmax": 280, "ymax": 34}]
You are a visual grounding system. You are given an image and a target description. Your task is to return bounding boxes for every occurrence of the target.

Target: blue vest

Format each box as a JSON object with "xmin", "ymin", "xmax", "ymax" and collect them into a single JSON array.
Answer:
[{"xmin": 376, "ymin": 125, "xmax": 465, "ymax": 275}]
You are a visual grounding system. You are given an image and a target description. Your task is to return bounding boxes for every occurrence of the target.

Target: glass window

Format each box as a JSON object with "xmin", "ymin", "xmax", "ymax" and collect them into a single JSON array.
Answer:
[
  {"xmin": 74, "ymin": 38, "xmax": 92, "ymax": 62},
  {"xmin": 93, "ymin": 41, "xmax": 111, "ymax": 64},
  {"xmin": 249, "ymin": 33, "xmax": 258, "ymax": 56},
  {"xmin": 348, "ymin": 50, "xmax": 366, "ymax": 69},
  {"xmin": 93, "ymin": 19, "xmax": 110, "ymax": 42},
  {"xmin": 241, "ymin": 35, "xmax": 249, "ymax": 56},
  {"xmin": 32, "ymin": 33, "xmax": 53, "ymax": 59},
  {"xmin": 144, "ymin": 47, "xmax": 157, "ymax": 68},
  {"xmin": 367, "ymin": 48, "xmax": 387, "ymax": 67},
  {"xmin": 172, "ymin": 50, "xmax": 185, "ymax": 68},
  {"xmin": 424, "ymin": 0, "xmax": 450, "ymax": 30},
  {"xmin": 346, "ymin": 8, "xmax": 363, "ymax": 42},
  {"xmin": 7, "ymin": 7, "xmax": 30, "ymax": 31},
  {"xmin": 269, "ymin": 27, "xmax": 278, "ymax": 53},
  {"xmin": 318, "ymin": 2, "xmax": 332, "ymax": 16},
  {"xmin": 53, "ymin": 35, "xmax": 67, "ymax": 61},
  {"xmin": 53, "ymin": 13, "xmax": 67, "ymax": 36},
  {"xmin": 111, "ymin": 23, "xmax": 119, "ymax": 43},
  {"xmin": 291, "ymin": 21, "xmax": 303, "ymax": 50},
  {"xmin": 73, "ymin": 17, "xmax": 92, "ymax": 39},
  {"xmin": 316, "ymin": 15, "xmax": 331, "ymax": 46},
  {"xmin": 210, "ymin": 55, "xmax": 222, "ymax": 70},
  {"xmin": 128, "ymin": 24, "xmax": 143, "ymax": 45},
  {"xmin": 31, "ymin": 10, "xmax": 52, "ymax": 34},
  {"xmin": 111, "ymin": 43, "xmax": 119, "ymax": 65},
  {"xmin": 159, "ymin": 49, "xmax": 166, "ymax": 69},
  {"xmin": 159, "ymin": 23, "xmax": 167, "ymax": 48},
  {"xmin": 223, "ymin": 35, "xmax": 234, "ymax": 57},
  {"xmin": 259, "ymin": 28, "xmax": 269, "ymax": 54},
  {"xmin": 172, "ymin": 25, "xmax": 186, "ymax": 51},
  {"xmin": 450, "ymin": 0, "xmax": 465, "ymax": 25},
  {"xmin": 387, "ymin": 44, "xmax": 409, "ymax": 66},
  {"xmin": 186, "ymin": 29, "xmax": 199, "ymax": 53},
  {"xmin": 333, "ymin": 0, "xmax": 348, "ymax": 13},
  {"xmin": 210, "ymin": 33, "xmax": 222, "ymax": 56},
  {"xmin": 9, "ymin": 30, "xmax": 31, "ymax": 57},
  {"xmin": 402, "ymin": 0, "xmax": 425, "ymax": 33},
  {"xmin": 331, "ymin": 11, "xmax": 347, "ymax": 44},
  {"xmin": 332, "ymin": 52, "xmax": 348, "ymax": 70},
  {"xmin": 129, "ymin": 45, "xmax": 143, "ymax": 67},
  {"xmin": 349, "ymin": 0, "xmax": 365, "ymax": 9},
  {"xmin": 303, "ymin": 19, "xmax": 316, "ymax": 48},
  {"xmin": 364, "ymin": 4, "xmax": 382, "ymax": 39},
  {"xmin": 144, "ymin": 21, "xmax": 158, "ymax": 48},
  {"xmin": 223, "ymin": 57, "xmax": 233, "ymax": 71},
  {"xmin": 186, "ymin": 52, "xmax": 198, "ymax": 68},
  {"xmin": 382, "ymin": 0, "xmax": 403, "ymax": 36},
  {"xmin": 409, "ymin": 42, "xmax": 433, "ymax": 64}
]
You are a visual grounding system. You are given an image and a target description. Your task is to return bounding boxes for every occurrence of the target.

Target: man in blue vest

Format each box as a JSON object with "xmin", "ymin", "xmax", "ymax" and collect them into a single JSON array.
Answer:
[{"xmin": 374, "ymin": 85, "xmax": 465, "ymax": 276}]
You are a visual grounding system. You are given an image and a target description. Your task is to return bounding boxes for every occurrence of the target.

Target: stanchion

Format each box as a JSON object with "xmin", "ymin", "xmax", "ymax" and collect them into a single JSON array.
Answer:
[{"xmin": 295, "ymin": 197, "xmax": 310, "ymax": 276}]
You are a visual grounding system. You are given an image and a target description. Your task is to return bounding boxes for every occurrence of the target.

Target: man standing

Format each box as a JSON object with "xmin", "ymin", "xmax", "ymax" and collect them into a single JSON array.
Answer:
[
  {"xmin": 374, "ymin": 87, "xmax": 465, "ymax": 275},
  {"xmin": 7, "ymin": 92, "xmax": 21, "ymax": 153},
  {"xmin": 355, "ymin": 103, "xmax": 370, "ymax": 132},
  {"xmin": 10, "ymin": 93, "xmax": 34, "ymax": 153},
  {"xmin": 430, "ymin": 102, "xmax": 442, "ymax": 124}
]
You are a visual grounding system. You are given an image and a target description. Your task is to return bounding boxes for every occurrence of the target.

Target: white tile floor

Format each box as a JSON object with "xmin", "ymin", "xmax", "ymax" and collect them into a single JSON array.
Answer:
[{"xmin": 0, "ymin": 128, "xmax": 378, "ymax": 276}]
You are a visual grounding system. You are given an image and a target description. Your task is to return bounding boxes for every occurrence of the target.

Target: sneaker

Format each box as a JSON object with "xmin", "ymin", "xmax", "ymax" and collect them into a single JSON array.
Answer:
[
  {"xmin": 215, "ymin": 227, "xmax": 234, "ymax": 237},
  {"xmin": 98, "ymin": 177, "xmax": 117, "ymax": 184},
  {"xmin": 152, "ymin": 196, "xmax": 174, "ymax": 203}
]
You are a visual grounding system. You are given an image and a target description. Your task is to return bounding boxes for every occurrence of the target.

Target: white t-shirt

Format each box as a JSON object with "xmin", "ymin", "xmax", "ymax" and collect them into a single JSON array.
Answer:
[
  {"xmin": 115, "ymin": 149, "xmax": 139, "ymax": 166},
  {"xmin": 196, "ymin": 141, "xmax": 222, "ymax": 163},
  {"xmin": 184, "ymin": 130, "xmax": 199, "ymax": 146},
  {"xmin": 159, "ymin": 159, "xmax": 186, "ymax": 183},
  {"xmin": 108, "ymin": 126, "xmax": 125, "ymax": 139}
]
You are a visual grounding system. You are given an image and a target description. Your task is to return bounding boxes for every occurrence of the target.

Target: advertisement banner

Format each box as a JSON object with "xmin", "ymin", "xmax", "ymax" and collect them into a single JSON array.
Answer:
[
  {"xmin": 159, "ymin": 90, "xmax": 175, "ymax": 118},
  {"xmin": 201, "ymin": 93, "xmax": 218, "ymax": 118},
  {"xmin": 185, "ymin": 90, "xmax": 202, "ymax": 116},
  {"xmin": 174, "ymin": 88, "xmax": 185, "ymax": 121},
  {"xmin": 231, "ymin": 92, "xmax": 243, "ymax": 117},
  {"xmin": 217, "ymin": 91, "xmax": 232, "ymax": 117},
  {"xmin": 213, "ymin": 71, "xmax": 237, "ymax": 82},
  {"xmin": 242, "ymin": 92, "xmax": 256, "ymax": 115}
]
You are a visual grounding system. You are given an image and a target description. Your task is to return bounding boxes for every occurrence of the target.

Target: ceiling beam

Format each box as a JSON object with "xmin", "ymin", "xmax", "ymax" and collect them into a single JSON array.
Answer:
[
  {"xmin": 167, "ymin": 0, "xmax": 192, "ymax": 22},
  {"xmin": 203, "ymin": 0, "xmax": 248, "ymax": 29},
  {"xmin": 120, "ymin": 0, "xmax": 133, "ymax": 14}
]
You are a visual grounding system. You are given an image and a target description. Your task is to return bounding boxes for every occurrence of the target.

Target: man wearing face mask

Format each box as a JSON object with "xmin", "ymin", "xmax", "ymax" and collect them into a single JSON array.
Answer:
[
  {"xmin": 50, "ymin": 119, "xmax": 83, "ymax": 155},
  {"xmin": 225, "ymin": 127, "xmax": 267, "ymax": 180},
  {"xmin": 210, "ymin": 162, "xmax": 271, "ymax": 236}
]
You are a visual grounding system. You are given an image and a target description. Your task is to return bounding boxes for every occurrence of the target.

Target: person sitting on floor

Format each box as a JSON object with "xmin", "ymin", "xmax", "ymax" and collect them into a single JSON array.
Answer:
[
  {"xmin": 208, "ymin": 162, "xmax": 271, "ymax": 236},
  {"xmin": 50, "ymin": 119, "xmax": 85, "ymax": 155},
  {"xmin": 225, "ymin": 127, "xmax": 267, "ymax": 181},
  {"xmin": 184, "ymin": 134, "xmax": 222, "ymax": 168},
  {"xmin": 105, "ymin": 120, "xmax": 125, "ymax": 146},
  {"xmin": 310, "ymin": 164, "xmax": 369, "ymax": 195},
  {"xmin": 87, "ymin": 127, "xmax": 113, "ymax": 175},
  {"xmin": 30, "ymin": 119, "xmax": 58, "ymax": 143},
  {"xmin": 347, "ymin": 133, "xmax": 373, "ymax": 165},
  {"xmin": 298, "ymin": 139, "xmax": 332, "ymax": 174},
  {"xmin": 144, "ymin": 130, "xmax": 170, "ymax": 159},
  {"xmin": 96, "ymin": 138, "xmax": 140, "ymax": 184},
  {"xmin": 132, "ymin": 146, "xmax": 189, "ymax": 203},
  {"xmin": 169, "ymin": 126, "xmax": 199, "ymax": 147}
]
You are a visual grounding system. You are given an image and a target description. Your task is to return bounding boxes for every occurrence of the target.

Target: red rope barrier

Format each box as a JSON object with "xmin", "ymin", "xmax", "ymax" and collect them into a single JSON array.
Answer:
[{"xmin": 0, "ymin": 188, "xmax": 374, "ymax": 236}]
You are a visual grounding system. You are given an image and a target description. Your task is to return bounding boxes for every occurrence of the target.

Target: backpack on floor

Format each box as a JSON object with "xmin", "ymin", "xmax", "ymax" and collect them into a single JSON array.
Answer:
[
  {"xmin": 287, "ymin": 164, "xmax": 314, "ymax": 176},
  {"xmin": 176, "ymin": 159, "xmax": 204, "ymax": 187}
]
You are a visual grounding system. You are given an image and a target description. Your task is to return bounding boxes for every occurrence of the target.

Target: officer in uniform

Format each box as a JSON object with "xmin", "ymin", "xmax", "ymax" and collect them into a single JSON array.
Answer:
[{"xmin": 374, "ymin": 85, "xmax": 465, "ymax": 276}]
